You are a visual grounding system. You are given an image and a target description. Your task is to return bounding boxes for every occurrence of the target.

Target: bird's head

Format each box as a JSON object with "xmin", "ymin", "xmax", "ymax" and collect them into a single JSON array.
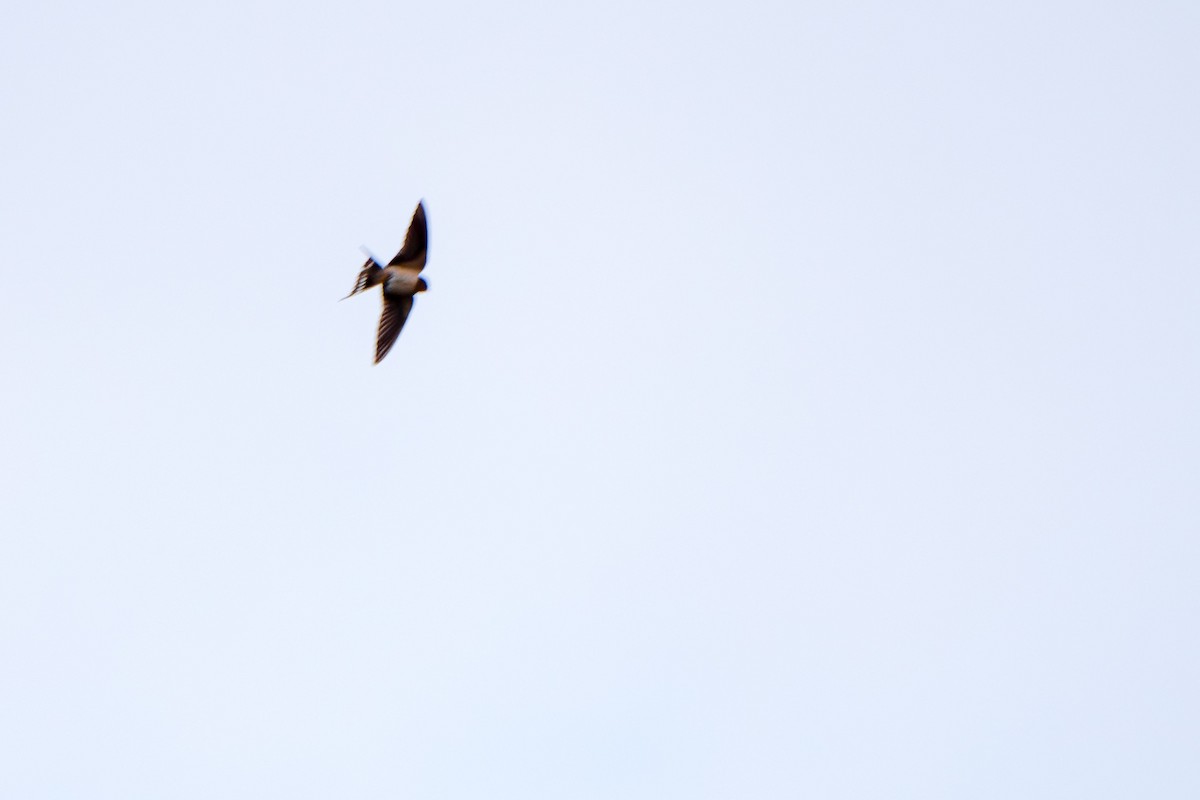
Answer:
[{"xmin": 417, "ymin": 277, "xmax": 429, "ymax": 292}]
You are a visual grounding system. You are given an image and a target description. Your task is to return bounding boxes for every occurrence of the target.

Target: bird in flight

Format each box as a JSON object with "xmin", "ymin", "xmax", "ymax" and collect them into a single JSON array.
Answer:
[{"xmin": 344, "ymin": 201, "xmax": 429, "ymax": 363}]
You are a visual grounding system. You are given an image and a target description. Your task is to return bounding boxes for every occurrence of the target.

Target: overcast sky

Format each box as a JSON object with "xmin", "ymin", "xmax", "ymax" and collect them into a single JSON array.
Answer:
[{"xmin": 2, "ymin": 1, "xmax": 1198, "ymax": 797}]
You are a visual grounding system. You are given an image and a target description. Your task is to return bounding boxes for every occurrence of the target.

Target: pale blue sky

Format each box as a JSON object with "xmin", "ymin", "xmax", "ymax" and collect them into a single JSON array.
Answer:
[{"xmin": 2, "ymin": 1, "xmax": 1198, "ymax": 797}]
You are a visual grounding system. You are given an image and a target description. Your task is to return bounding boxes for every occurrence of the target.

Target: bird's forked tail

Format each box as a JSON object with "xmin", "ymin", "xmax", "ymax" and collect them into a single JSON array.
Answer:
[{"xmin": 343, "ymin": 255, "xmax": 383, "ymax": 300}]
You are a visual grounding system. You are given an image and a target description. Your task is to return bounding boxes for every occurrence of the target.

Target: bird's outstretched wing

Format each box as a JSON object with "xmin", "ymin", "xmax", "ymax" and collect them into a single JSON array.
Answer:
[
  {"xmin": 375, "ymin": 294, "xmax": 414, "ymax": 363},
  {"xmin": 387, "ymin": 201, "xmax": 428, "ymax": 268}
]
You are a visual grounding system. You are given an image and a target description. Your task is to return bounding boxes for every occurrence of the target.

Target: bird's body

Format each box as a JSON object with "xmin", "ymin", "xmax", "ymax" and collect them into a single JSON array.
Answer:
[
  {"xmin": 382, "ymin": 267, "xmax": 423, "ymax": 294},
  {"xmin": 344, "ymin": 201, "xmax": 429, "ymax": 363}
]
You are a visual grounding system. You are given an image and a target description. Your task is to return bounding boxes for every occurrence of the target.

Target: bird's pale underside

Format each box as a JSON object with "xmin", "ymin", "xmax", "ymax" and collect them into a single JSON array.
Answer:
[{"xmin": 343, "ymin": 201, "xmax": 429, "ymax": 363}]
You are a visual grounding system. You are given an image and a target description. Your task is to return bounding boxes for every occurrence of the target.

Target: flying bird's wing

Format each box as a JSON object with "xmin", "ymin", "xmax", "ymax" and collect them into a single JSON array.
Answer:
[
  {"xmin": 387, "ymin": 202, "xmax": 428, "ymax": 269},
  {"xmin": 375, "ymin": 294, "xmax": 414, "ymax": 363}
]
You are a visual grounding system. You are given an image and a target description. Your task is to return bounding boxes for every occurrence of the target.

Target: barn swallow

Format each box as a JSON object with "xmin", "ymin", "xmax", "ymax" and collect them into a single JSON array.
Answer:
[{"xmin": 344, "ymin": 201, "xmax": 429, "ymax": 363}]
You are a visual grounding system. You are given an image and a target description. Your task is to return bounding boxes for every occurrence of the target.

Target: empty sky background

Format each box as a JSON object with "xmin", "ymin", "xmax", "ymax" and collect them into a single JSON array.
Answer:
[{"xmin": 2, "ymin": 1, "xmax": 1198, "ymax": 797}]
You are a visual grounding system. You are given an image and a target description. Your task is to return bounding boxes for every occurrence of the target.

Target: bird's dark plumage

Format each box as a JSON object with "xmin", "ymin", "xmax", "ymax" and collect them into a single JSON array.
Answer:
[
  {"xmin": 387, "ymin": 203, "xmax": 428, "ymax": 268},
  {"xmin": 344, "ymin": 257, "xmax": 383, "ymax": 299},
  {"xmin": 376, "ymin": 294, "xmax": 413, "ymax": 364}
]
